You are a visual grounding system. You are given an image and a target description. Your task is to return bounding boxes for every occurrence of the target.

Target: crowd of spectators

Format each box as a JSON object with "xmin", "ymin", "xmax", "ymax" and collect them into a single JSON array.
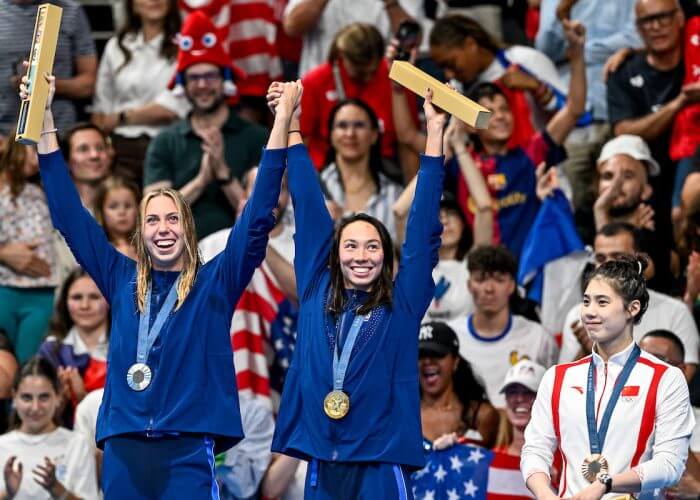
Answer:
[{"xmin": 2, "ymin": 0, "xmax": 700, "ymax": 498}]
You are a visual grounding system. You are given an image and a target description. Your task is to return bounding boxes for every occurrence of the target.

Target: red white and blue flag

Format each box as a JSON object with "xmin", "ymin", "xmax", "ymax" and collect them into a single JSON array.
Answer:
[{"xmin": 411, "ymin": 443, "xmax": 532, "ymax": 500}]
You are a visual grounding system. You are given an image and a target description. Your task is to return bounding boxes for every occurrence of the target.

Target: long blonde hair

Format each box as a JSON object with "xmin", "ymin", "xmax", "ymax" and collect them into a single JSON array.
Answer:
[{"xmin": 133, "ymin": 188, "xmax": 200, "ymax": 312}]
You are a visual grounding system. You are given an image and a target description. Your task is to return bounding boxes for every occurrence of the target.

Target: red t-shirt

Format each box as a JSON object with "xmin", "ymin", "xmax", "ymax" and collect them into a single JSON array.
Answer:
[
  {"xmin": 300, "ymin": 58, "xmax": 396, "ymax": 169},
  {"xmin": 670, "ymin": 16, "xmax": 700, "ymax": 160}
]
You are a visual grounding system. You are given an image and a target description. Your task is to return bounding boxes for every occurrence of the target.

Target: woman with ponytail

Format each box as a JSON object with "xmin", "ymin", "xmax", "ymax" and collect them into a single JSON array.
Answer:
[
  {"xmin": 21, "ymin": 72, "xmax": 300, "ymax": 498},
  {"xmin": 522, "ymin": 254, "xmax": 695, "ymax": 500}
]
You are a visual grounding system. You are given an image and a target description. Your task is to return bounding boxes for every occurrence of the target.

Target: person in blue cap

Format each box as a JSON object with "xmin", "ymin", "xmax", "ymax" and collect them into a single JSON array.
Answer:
[
  {"xmin": 266, "ymin": 80, "xmax": 449, "ymax": 499},
  {"xmin": 22, "ymin": 72, "xmax": 302, "ymax": 498}
]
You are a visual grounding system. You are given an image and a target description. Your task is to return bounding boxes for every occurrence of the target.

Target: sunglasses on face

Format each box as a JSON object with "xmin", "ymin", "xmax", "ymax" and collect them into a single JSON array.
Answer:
[{"xmin": 636, "ymin": 8, "xmax": 678, "ymax": 30}]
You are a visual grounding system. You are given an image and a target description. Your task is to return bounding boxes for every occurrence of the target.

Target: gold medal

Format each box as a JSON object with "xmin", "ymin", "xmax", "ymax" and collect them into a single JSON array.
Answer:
[
  {"xmin": 323, "ymin": 390, "xmax": 350, "ymax": 419},
  {"xmin": 581, "ymin": 454, "xmax": 609, "ymax": 482}
]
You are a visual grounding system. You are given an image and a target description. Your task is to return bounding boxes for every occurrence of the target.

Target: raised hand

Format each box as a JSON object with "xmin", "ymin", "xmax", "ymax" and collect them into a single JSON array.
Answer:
[
  {"xmin": 266, "ymin": 81, "xmax": 303, "ymax": 119},
  {"xmin": 18, "ymin": 61, "xmax": 55, "ymax": 110},
  {"xmin": 32, "ymin": 456, "xmax": 66, "ymax": 498},
  {"xmin": 563, "ymin": 19, "xmax": 586, "ymax": 58},
  {"xmin": 4, "ymin": 456, "xmax": 22, "ymax": 498},
  {"xmin": 535, "ymin": 162, "xmax": 559, "ymax": 200},
  {"xmin": 423, "ymin": 87, "xmax": 448, "ymax": 132}
]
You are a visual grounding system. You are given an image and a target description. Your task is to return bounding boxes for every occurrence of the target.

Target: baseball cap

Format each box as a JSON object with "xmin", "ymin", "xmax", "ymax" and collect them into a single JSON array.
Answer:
[
  {"xmin": 597, "ymin": 134, "xmax": 661, "ymax": 177},
  {"xmin": 419, "ymin": 322, "xmax": 460, "ymax": 357},
  {"xmin": 499, "ymin": 359, "xmax": 546, "ymax": 393}
]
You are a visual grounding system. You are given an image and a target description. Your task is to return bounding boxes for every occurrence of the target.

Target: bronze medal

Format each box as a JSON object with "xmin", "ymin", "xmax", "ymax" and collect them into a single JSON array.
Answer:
[
  {"xmin": 323, "ymin": 390, "xmax": 350, "ymax": 419},
  {"xmin": 581, "ymin": 453, "xmax": 609, "ymax": 482}
]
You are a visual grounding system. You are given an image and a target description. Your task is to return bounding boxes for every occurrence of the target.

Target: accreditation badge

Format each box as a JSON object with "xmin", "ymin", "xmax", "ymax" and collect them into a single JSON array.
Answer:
[
  {"xmin": 323, "ymin": 390, "xmax": 350, "ymax": 419},
  {"xmin": 127, "ymin": 362, "xmax": 152, "ymax": 391},
  {"xmin": 581, "ymin": 453, "xmax": 609, "ymax": 482}
]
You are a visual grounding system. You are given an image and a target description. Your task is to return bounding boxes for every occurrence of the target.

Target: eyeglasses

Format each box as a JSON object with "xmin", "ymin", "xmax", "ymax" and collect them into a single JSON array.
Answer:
[
  {"xmin": 636, "ymin": 8, "xmax": 679, "ymax": 30},
  {"xmin": 185, "ymin": 71, "xmax": 222, "ymax": 85},
  {"xmin": 333, "ymin": 120, "xmax": 370, "ymax": 132}
]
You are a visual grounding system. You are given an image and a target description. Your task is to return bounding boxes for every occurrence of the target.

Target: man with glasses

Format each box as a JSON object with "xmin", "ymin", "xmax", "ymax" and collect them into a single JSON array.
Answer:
[
  {"xmin": 607, "ymin": 0, "xmax": 700, "ymax": 271},
  {"xmin": 558, "ymin": 221, "xmax": 699, "ymax": 381},
  {"xmin": 143, "ymin": 11, "xmax": 268, "ymax": 240}
]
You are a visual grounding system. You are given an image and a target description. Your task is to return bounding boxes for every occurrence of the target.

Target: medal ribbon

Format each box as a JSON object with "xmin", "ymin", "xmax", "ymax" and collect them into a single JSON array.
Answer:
[
  {"xmin": 586, "ymin": 344, "xmax": 641, "ymax": 454},
  {"xmin": 332, "ymin": 311, "xmax": 365, "ymax": 392},
  {"xmin": 136, "ymin": 278, "xmax": 180, "ymax": 364}
]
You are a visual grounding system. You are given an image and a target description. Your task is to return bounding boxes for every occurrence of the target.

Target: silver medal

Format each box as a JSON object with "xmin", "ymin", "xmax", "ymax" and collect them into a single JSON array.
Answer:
[{"xmin": 127, "ymin": 363, "xmax": 152, "ymax": 391}]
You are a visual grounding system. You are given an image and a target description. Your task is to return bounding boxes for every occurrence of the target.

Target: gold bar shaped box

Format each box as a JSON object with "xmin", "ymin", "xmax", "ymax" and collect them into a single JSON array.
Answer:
[
  {"xmin": 15, "ymin": 3, "xmax": 63, "ymax": 145},
  {"xmin": 389, "ymin": 61, "xmax": 492, "ymax": 129}
]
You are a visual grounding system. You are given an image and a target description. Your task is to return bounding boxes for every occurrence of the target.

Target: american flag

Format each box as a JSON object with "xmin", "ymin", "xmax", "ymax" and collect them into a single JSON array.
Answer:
[
  {"xmin": 231, "ymin": 261, "xmax": 298, "ymax": 407},
  {"xmin": 411, "ymin": 443, "xmax": 533, "ymax": 500}
]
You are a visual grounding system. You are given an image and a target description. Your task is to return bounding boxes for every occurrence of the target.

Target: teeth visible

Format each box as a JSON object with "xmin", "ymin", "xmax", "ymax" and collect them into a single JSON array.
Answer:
[
  {"xmin": 514, "ymin": 408, "xmax": 528, "ymax": 414},
  {"xmin": 155, "ymin": 240, "xmax": 175, "ymax": 248}
]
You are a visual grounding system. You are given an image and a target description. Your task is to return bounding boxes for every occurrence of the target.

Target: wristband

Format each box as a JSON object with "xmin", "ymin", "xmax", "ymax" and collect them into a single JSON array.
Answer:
[
  {"xmin": 288, "ymin": 130, "xmax": 302, "ymax": 135},
  {"xmin": 41, "ymin": 128, "xmax": 58, "ymax": 135}
]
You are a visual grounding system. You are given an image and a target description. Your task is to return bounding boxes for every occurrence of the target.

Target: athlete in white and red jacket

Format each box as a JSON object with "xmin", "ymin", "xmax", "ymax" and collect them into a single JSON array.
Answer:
[{"xmin": 521, "ymin": 255, "xmax": 695, "ymax": 499}]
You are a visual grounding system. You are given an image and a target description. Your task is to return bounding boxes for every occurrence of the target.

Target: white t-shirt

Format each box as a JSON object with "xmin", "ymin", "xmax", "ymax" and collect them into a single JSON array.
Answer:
[
  {"xmin": 559, "ymin": 289, "xmax": 700, "ymax": 365},
  {"xmin": 424, "ymin": 259, "xmax": 473, "ymax": 322},
  {"xmin": 448, "ymin": 314, "xmax": 558, "ymax": 407},
  {"xmin": 73, "ymin": 388, "xmax": 104, "ymax": 449},
  {"xmin": 0, "ymin": 428, "xmax": 98, "ymax": 500}
]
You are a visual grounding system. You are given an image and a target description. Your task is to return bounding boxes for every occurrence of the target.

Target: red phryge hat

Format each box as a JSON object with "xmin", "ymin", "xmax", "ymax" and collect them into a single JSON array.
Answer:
[{"xmin": 169, "ymin": 10, "xmax": 246, "ymax": 99}]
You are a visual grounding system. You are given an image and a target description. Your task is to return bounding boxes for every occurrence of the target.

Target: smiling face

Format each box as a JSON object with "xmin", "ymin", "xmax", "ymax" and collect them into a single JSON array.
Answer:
[
  {"xmin": 419, "ymin": 352, "xmax": 458, "ymax": 398},
  {"xmin": 339, "ymin": 220, "xmax": 384, "ymax": 291},
  {"xmin": 143, "ymin": 194, "xmax": 186, "ymax": 271},
  {"xmin": 330, "ymin": 103, "xmax": 378, "ymax": 164},
  {"xmin": 67, "ymin": 275, "xmax": 109, "ymax": 333},
  {"xmin": 132, "ymin": 0, "xmax": 170, "ymax": 23},
  {"xmin": 68, "ymin": 129, "xmax": 110, "ymax": 183},
  {"xmin": 468, "ymin": 270, "xmax": 515, "ymax": 315},
  {"xmin": 14, "ymin": 375, "xmax": 58, "ymax": 435},
  {"xmin": 184, "ymin": 62, "xmax": 225, "ymax": 114},
  {"xmin": 581, "ymin": 278, "xmax": 638, "ymax": 345},
  {"xmin": 439, "ymin": 208, "xmax": 466, "ymax": 252},
  {"xmin": 504, "ymin": 383, "xmax": 536, "ymax": 431},
  {"xmin": 475, "ymin": 94, "xmax": 513, "ymax": 146},
  {"xmin": 103, "ymin": 187, "xmax": 138, "ymax": 238}
]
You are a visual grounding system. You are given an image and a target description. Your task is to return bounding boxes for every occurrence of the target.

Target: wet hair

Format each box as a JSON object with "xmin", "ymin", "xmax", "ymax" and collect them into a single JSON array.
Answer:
[
  {"xmin": 467, "ymin": 245, "xmax": 518, "ymax": 278},
  {"xmin": 0, "ymin": 129, "xmax": 32, "ymax": 199},
  {"xmin": 597, "ymin": 222, "xmax": 642, "ymax": 252},
  {"xmin": 467, "ymin": 82, "xmax": 507, "ymax": 104},
  {"xmin": 429, "ymin": 14, "xmax": 503, "ymax": 53},
  {"xmin": 327, "ymin": 213, "xmax": 394, "ymax": 316},
  {"xmin": 642, "ymin": 329, "xmax": 685, "ymax": 361},
  {"xmin": 324, "ymin": 98, "xmax": 384, "ymax": 193},
  {"xmin": 328, "ymin": 22, "xmax": 385, "ymax": 65},
  {"xmin": 93, "ymin": 176, "xmax": 141, "ymax": 242},
  {"xmin": 117, "ymin": 0, "xmax": 180, "ymax": 71},
  {"xmin": 9, "ymin": 357, "xmax": 61, "ymax": 430},
  {"xmin": 61, "ymin": 123, "xmax": 109, "ymax": 162},
  {"xmin": 582, "ymin": 254, "xmax": 650, "ymax": 324},
  {"xmin": 48, "ymin": 268, "xmax": 110, "ymax": 342}
]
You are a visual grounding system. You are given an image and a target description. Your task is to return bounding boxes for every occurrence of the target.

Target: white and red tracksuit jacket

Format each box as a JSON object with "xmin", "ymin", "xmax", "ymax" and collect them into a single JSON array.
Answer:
[{"xmin": 521, "ymin": 341, "xmax": 694, "ymax": 498}]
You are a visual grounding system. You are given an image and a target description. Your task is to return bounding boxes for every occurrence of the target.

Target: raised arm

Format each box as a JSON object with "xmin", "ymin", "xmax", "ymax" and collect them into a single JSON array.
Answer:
[
  {"xmin": 394, "ymin": 88, "xmax": 446, "ymax": 318},
  {"xmin": 25, "ymin": 73, "xmax": 122, "ymax": 300},
  {"xmin": 545, "ymin": 20, "xmax": 587, "ymax": 145},
  {"xmin": 267, "ymin": 81, "xmax": 334, "ymax": 298},
  {"xmin": 217, "ymin": 84, "xmax": 301, "ymax": 297}
]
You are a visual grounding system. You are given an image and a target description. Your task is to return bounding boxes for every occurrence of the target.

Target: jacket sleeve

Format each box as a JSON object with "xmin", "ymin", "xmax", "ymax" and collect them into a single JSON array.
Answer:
[
  {"xmin": 38, "ymin": 151, "xmax": 122, "ymax": 301},
  {"xmin": 521, "ymin": 367, "xmax": 558, "ymax": 482},
  {"xmin": 287, "ymin": 143, "xmax": 334, "ymax": 299},
  {"xmin": 393, "ymin": 154, "xmax": 444, "ymax": 319},
  {"xmin": 217, "ymin": 147, "xmax": 286, "ymax": 301}
]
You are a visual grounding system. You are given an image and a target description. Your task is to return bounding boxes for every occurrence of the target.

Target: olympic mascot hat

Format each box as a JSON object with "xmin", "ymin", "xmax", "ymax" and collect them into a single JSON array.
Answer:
[{"xmin": 169, "ymin": 10, "xmax": 246, "ymax": 100}]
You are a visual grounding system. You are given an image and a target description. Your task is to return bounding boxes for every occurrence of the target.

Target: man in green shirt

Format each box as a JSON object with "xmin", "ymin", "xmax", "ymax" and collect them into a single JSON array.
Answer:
[{"xmin": 144, "ymin": 11, "xmax": 268, "ymax": 240}]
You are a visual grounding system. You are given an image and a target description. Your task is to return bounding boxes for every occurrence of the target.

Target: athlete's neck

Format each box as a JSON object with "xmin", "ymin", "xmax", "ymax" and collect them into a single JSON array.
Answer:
[
  {"xmin": 508, "ymin": 428, "xmax": 525, "ymax": 456},
  {"xmin": 472, "ymin": 307, "xmax": 510, "ymax": 338},
  {"xmin": 595, "ymin": 332, "xmax": 634, "ymax": 362}
]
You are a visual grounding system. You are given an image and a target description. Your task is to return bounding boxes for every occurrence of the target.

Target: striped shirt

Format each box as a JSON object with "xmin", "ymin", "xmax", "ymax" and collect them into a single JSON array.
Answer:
[
  {"xmin": 319, "ymin": 162, "xmax": 403, "ymax": 241},
  {"xmin": 0, "ymin": 0, "xmax": 96, "ymax": 135}
]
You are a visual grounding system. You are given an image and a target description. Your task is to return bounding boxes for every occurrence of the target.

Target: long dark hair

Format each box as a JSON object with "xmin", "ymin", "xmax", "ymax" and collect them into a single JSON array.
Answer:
[
  {"xmin": 47, "ymin": 268, "xmax": 110, "ymax": 341},
  {"xmin": 116, "ymin": 0, "xmax": 181, "ymax": 72},
  {"xmin": 0, "ymin": 130, "xmax": 30, "ymax": 200},
  {"xmin": 328, "ymin": 213, "xmax": 394, "ymax": 316},
  {"xmin": 429, "ymin": 14, "xmax": 503, "ymax": 53},
  {"xmin": 324, "ymin": 99, "xmax": 384, "ymax": 195},
  {"xmin": 9, "ymin": 357, "xmax": 61, "ymax": 430},
  {"xmin": 583, "ymin": 254, "xmax": 650, "ymax": 325}
]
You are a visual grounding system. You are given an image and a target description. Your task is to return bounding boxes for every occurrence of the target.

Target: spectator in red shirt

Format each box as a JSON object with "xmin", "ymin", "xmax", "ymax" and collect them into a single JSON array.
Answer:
[{"xmin": 300, "ymin": 23, "xmax": 397, "ymax": 171}]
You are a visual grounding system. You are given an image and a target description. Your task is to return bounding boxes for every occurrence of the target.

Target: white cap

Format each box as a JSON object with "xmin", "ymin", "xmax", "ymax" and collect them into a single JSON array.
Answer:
[
  {"xmin": 597, "ymin": 134, "xmax": 660, "ymax": 177},
  {"xmin": 499, "ymin": 359, "xmax": 546, "ymax": 394}
]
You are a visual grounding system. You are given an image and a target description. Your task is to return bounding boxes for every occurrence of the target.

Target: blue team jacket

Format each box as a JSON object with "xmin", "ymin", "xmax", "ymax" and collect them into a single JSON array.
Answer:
[
  {"xmin": 271, "ymin": 144, "xmax": 443, "ymax": 469},
  {"xmin": 38, "ymin": 147, "xmax": 286, "ymax": 454}
]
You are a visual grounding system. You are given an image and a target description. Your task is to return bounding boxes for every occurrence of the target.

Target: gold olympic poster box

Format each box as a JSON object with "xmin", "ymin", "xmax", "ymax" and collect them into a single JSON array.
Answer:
[
  {"xmin": 389, "ymin": 61, "xmax": 492, "ymax": 130},
  {"xmin": 15, "ymin": 3, "xmax": 63, "ymax": 145}
]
